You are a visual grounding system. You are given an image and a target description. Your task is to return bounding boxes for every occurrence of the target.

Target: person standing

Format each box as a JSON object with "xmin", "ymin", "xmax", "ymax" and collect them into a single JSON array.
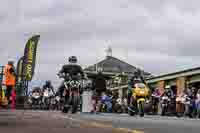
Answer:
[
  {"xmin": 3, "ymin": 60, "xmax": 16, "ymax": 105},
  {"xmin": 91, "ymin": 68, "xmax": 107, "ymax": 112}
]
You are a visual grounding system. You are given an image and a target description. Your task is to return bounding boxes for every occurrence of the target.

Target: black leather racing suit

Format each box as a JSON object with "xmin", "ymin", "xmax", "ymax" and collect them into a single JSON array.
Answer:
[{"xmin": 57, "ymin": 64, "xmax": 84, "ymax": 98}]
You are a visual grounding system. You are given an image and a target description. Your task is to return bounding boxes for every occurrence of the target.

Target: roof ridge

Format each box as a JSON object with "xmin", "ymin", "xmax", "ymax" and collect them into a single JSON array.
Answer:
[
  {"xmin": 107, "ymin": 56, "xmax": 137, "ymax": 69},
  {"xmin": 84, "ymin": 58, "xmax": 108, "ymax": 70},
  {"xmin": 84, "ymin": 56, "xmax": 151, "ymax": 76}
]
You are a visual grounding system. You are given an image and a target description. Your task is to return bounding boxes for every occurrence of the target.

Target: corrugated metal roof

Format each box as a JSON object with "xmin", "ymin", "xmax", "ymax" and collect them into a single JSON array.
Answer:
[
  {"xmin": 84, "ymin": 56, "xmax": 151, "ymax": 77},
  {"xmin": 147, "ymin": 66, "xmax": 200, "ymax": 80}
]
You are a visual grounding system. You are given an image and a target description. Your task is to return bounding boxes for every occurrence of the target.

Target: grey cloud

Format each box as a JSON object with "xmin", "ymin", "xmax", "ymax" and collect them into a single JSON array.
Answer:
[{"xmin": 1, "ymin": 0, "xmax": 200, "ymax": 88}]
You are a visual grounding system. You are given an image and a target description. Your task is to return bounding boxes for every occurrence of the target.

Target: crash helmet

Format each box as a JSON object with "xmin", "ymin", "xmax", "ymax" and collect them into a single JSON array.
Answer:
[
  {"xmin": 45, "ymin": 80, "xmax": 51, "ymax": 86},
  {"xmin": 8, "ymin": 59, "xmax": 14, "ymax": 66},
  {"xmin": 68, "ymin": 56, "xmax": 77, "ymax": 64}
]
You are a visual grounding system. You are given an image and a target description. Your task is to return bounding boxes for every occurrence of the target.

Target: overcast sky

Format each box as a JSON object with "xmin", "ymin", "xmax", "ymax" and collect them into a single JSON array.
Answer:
[{"xmin": 1, "ymin": 0, "xmax": 200, "ymax": 88}]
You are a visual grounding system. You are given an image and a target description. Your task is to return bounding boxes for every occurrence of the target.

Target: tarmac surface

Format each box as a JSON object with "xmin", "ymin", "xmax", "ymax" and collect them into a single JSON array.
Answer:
[
  {"xmin": 0, "ymin": 110, "xmax": 117, "ymax": 133},
  {"xmin": 0, "ymin": 110, "xmax": 200, "ymax": 133}
]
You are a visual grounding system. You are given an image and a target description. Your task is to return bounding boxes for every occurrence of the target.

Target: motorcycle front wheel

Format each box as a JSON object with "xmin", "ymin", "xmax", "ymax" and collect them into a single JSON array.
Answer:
[
  {"xmin": 128, "ymin": 109, "xmax": 135, "ymax": 116},
  {"xmin": 138, "ymin": 102, "xmax": 145, "ymax": 117},
  {"xmin": 161, "ymin": 105, "xmax": 167, "ymax": 116},
  {"xmin": 71, "ymin": 95, "xmax": 80, "ymax": 114}
]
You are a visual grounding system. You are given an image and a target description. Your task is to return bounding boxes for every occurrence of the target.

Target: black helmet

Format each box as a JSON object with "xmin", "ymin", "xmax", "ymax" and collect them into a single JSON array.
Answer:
[
  {"xmin": 46, "ymin": 80, "xmax": 51, "ymax": 85},
  {"xmin": 68, "ymin": 56, "xmax": 77, "ymax": 63},
  {"xmin": 8, "ymin": 59, "xmax": 14, "ymax": 65}
]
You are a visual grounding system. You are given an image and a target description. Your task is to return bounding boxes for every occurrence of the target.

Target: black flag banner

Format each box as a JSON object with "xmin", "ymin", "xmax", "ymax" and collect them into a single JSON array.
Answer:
[
  {"xmin": 16, "ymin": 56, "xmax": 24, "ymax": 82},
  {"xmin": 22, "ymin": 35, "xmax": 40, "ymax": 81}
]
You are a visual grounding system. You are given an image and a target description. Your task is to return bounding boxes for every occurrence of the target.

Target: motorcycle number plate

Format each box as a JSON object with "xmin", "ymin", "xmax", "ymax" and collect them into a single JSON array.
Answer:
[
  {"xmin": 140, "ymin": 91, "xmax": 145, "ymax": 94},
  {"xmin": 44, "ymin": 91, "xmax": 49, "ymax": 97},
  {"xmin": 34, "ymin": 96, "xmax": 40, "ymax": 99}
]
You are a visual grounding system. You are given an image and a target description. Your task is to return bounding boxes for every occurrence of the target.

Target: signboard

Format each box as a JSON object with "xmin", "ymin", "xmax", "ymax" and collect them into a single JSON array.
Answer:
[{"xmin": 22, "ymin": 35, "xmax": 40, "ymax": 81}]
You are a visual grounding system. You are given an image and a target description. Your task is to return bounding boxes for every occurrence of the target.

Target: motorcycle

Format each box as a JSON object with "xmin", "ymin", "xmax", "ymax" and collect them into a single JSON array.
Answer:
[
  {"xmin": 62, "ymin": 73, "xmax": 82, "ymax": 114},
  {"xmin": 50, "ymin": 95, "xmax": 61, "ymax": 110},
  {"xmin": 196, "ymin": 99, "xmax": 200, "ymax": 118},
  {"xmin": 42, "ymin": 88, "xmax": 53, "ymax": 110},
  {"xmin": 42, "ymin": 89, "xmax": 52, "ymax": 110},
  {"xmin": 151, "ymin": 93, "xmax": 160, "ymax": 115},
  {"xmin": 160, "ymin": 95, "xmax": 170, "ymax": 116},
  {"xmin": 113, "ymin": 98, "xmax": 123, "ymax": 113},
  {"xmin": 183, "ymin": 95, "xmax": 195, "ymax": 118},
  {"xmin": 128, "ymin": 83, "xmax": 150, "ymax": 117},
  {"xmin": 31, "ymin": 91, "xmax": 42, "ymax": 110},
  {"xmin": 100, "ymin": 95, "xmax": 112, "ymax": 113}
]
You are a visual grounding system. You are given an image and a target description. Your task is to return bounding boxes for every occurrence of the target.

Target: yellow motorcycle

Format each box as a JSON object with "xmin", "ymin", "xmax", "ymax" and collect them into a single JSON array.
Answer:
[{"xmin": 129, "ymin": 83, "xmax": 150, "ymax": 117}]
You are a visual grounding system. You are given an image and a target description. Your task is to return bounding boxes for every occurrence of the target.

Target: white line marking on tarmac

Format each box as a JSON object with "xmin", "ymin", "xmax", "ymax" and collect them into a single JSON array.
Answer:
[{"xmin": 60, "ymin": 115, "xmax": 144, "ymax": 133}]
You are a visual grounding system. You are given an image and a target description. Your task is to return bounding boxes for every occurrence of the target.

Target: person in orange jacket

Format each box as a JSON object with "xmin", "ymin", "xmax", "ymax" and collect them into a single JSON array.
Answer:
[{"xmin": 3, "ymin": 59, "xmax": 16, "ymax": 104}]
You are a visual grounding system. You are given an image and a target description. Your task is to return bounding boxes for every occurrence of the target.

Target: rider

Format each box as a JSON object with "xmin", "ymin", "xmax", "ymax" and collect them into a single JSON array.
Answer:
[
  {"xmin": 57, "ymin": 56, "xmax": 85, "ymax": 99},
  {"xmin": 42, "ymin": 80, "xmax": 55, "ymax": 95},
  {"xmin": 127, "ymin": 69, "xmax": 145, "ymax": 107},
  {"xmin": 162, "ymin": 85, "xmax": 174, "ymax": 98}
]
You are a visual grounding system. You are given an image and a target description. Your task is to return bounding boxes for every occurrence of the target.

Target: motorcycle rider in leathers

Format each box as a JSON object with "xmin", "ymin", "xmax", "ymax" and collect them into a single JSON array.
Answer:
[
  {"xmin": 42, "ymin": 80, "xmax": 55, "ymax": 95},
  {"xmin": 127, "ymin": 69, "xmax": 145, "ymax": 107},
  {"xmin": 57, "ymin": 56, "xmax": 85, "ymax": 109}
]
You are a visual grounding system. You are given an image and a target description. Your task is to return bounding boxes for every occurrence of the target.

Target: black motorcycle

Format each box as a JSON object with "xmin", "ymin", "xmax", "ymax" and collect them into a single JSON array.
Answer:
[
  {"xmin": 160, "ymin": 95, "xmax": 170, "ymax": 116},
  {"xmin": 183, "ymin": 95, "xmax": 194, "ymax": 118},
  {"xmin": 112, "ymin": 98, "xmax": 124, "ymax": 113},
  {"xmin": 31, "ymin": 91, "xmax": 42, "ymax": 110},
  {"xmin": 61, "ymin": 73, "xmax": 82, "ymax": 114},
  {"xmin": 151, "ymin": 94, "xmax": 160, "ymax": 115},
  {"xmin": 42, "ymin": 90, "xmax": 53, "ymax": 110}
]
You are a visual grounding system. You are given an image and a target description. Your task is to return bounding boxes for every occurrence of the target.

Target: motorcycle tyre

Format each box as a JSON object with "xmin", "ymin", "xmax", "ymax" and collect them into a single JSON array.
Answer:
[
  {"xmin": 62, "ymin": 105, "xmax": 70, "ymax": 113},
  {"xmin": 139, "ymin": 102, "xmax": 144, "ymax": 117},
  {"xmin": 71, "ymin": 95, "xmax": 80, "ymax": 114},
  {"xmin": 128, "ymin": 110, "xmax": 135, "ymax": 116},
  {"xmin": 161, "ymin": 106, "xmax": 166, "ymax": 116}
]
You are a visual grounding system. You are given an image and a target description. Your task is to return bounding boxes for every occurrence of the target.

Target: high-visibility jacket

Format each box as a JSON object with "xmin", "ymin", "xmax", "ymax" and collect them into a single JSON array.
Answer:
[{"xmin": 3, "ymin": 64, "xmax": 16, "ymax": 86}]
